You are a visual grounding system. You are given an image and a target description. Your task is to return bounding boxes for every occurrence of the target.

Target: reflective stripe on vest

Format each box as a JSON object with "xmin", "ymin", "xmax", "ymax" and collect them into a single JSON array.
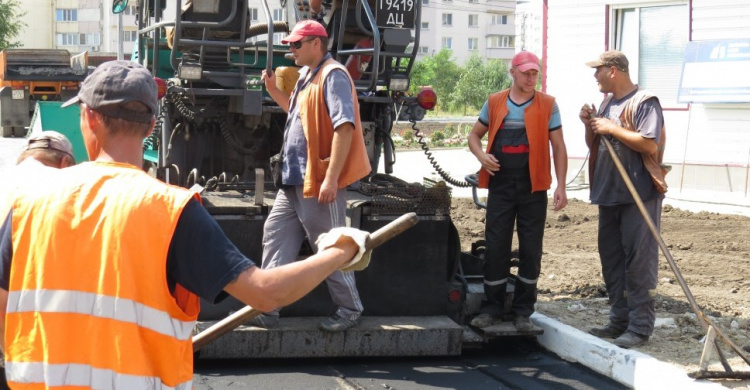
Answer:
[
  {"xmin": 7, "ymin": 161, "xmax": 200, "ymax": 388},
  {"xmin": 5, "ymin": 362, "xmax": 192, "ymax": 390},
  {"xmin": 7, "ymin": 289, "xmax": 195, "ymax": 341}
]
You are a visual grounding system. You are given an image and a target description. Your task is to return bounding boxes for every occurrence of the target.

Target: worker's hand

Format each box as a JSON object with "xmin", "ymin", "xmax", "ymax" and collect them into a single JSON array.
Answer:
[
  {"xmin": 590, "ymin": 117, "xmax": 618, "ymax": 136},
  {"xmin": 318, "ymin": 177, "xmax": 338, "ymax": 203},
  {"xmin": 316, "ymin": 227, "xmax": 372, "ymax": 272},
  {"xmin": 579, "ymin": 104, "xmax": 596, "ymax": 124},
  {"xmin": 477, "ymin": 153, "xmax": 500, "ymax": 176},
  {"xmin": 552, "ymin": 184, "xmax": 567, "ymax": 211},
  {"xmin": 310, "ymin": 0, "xmax": 323, "ymax": 14},
  {"xmin": 262, "ymin": 69, "xmax": 277, "ymax": 91}
]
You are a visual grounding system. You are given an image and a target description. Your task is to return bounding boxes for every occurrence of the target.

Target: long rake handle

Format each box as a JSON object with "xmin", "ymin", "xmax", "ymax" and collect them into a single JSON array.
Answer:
[
  {"xmin": 601, "ymin": 136, "xmax": 749, "ymax": 363},
  {"xmin": 192, "ymin": 212, "xmax": 420, "ymax": 352}
]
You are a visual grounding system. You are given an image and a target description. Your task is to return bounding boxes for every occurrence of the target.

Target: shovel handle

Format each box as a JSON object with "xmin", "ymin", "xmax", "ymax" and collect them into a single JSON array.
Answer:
[{"xmin": 193, "ymin": 212, "xmax": 419, "ymax": 352}]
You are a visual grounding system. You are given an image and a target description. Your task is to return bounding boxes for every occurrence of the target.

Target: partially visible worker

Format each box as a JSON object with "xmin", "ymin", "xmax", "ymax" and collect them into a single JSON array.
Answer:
[
  {"xmin": 467, "ymin": 51, "xmax": 568, "ymax": 332},
  {"xmin": 16, "ymin": 130, "xmax": 76, "ymax": 167},
  {"xmin": 257, "ymin": 20, "xmax": 371, "ymax": 332},
  {"xmin": 0, "ymin": 131, "xmax": 75, "ymax": 390},
  {"xmin": 0, "ymin": 131, "xmax": 76, "ymax": 223},
  {"xmin": 0, "ymin": 60, "xmax": 370, "ymax": 389},
  {"xmin": 579, "ymin": 50, "xmax": 667, "ymax": 349}
]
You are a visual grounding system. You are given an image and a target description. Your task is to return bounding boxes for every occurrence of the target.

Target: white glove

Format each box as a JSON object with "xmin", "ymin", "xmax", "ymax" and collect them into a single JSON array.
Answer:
[{"xmin": 316, "ymin": 227, "xmax": 372, "ymax": 271}]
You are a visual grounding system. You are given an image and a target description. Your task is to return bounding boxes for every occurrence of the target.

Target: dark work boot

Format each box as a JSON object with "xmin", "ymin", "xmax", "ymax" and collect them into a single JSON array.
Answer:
[
  {"xmin": 589, "ymin": 323, "xmax": 626, "ymax": 339},
  {"xmin": 613, "ymin": 331, "xmax": 649, "ymax": 348}
]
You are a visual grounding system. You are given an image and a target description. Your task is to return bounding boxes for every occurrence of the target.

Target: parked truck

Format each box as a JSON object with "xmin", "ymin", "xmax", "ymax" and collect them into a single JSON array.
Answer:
[
  {"xmin": 0, "ymin": 49, "xmax": 88, "ymax": 137},
  {"xmin": 109, "ymin": 0, "xmax": 531, "ymax": 359}
]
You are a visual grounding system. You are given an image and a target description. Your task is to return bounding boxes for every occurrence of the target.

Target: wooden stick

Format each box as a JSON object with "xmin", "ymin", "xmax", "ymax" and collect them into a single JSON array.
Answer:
[
  {"xmin": 601, "ymin": 136, "xmax": 749, "ymax": 364},
  {"xmin": 193, "ymin": 212, "xmax": 420, "ymax": 352}
]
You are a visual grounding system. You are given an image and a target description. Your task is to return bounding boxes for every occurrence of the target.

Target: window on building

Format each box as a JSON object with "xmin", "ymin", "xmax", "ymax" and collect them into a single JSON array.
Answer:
[
  {"xmin": 442, "ymin": 37, "xmax": 452, "ymax": 49},
  {"xmin": 442, "ymin": 0, "xmax": 452, "ymax": 2},
  {"xmin": 419, "ymin": 46, "xmax": 429, "ymax": 54},
  {"xmin": 491, "ymin": 14, "xmax": 507, "ymax": 25},
  {"xmin": 468, "ymin": 0, "xmax": 479, "ymax": 3},
  {"xmin": 273, "ymin": 9, "xmax": 283, "ymax": 21},
  {"xmin": 56, "ymin": 33, "xmax": 79, "ymax": 46},
  {"xmin": 123, "ymin": 31, "xmax": 137, "ymax": 42},
  {"xmin": 468, "ymin": 14, "xmax": 478, "ymax": 27},
  {"xmin": 468, "ymin": 38, "xmax": 478, "ymax": 51},
  {"xmin": 422, "ymin": 0, "xmax": 429, "ymax": 5},
  {"xmin": 421, "ymin": 21, "xmax": 429, "ymax": 30},
  {"xmin": 442, "ymin": 13, "xmax": 452, "ymax": 26},
  {"xmin": 487, "ymin": 35, "xmax": 513, "ymax": 48},
  {"xmin": 249, "ymin": 8, "xmax": 259, "ymax": 21},
  {"xmin": 613, "ymin": 3, "xmax": 688, "ymax": 106},
  {"xmin": 79, "ymin": 33, "xmax": 101, "ymax": 46},
  {"xmin": 123, "ymin": 5, "xmax": 137, "ymax": 15},
  {"xmin": 56, "ymin": 9, "xmax": 77, "ymax": 22}
]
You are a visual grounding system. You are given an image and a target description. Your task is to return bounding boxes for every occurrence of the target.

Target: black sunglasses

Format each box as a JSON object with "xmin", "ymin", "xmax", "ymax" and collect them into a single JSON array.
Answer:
[{"xmin": 290, "ymin": 37, "xmax": 316, "ymax": 49}]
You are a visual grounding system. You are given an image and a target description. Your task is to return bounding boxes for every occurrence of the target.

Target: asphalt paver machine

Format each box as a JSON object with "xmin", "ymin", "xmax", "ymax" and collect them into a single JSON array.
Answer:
[{"xmin": 116, "ymin": 0, "xmax": 534, "ymax": 358}]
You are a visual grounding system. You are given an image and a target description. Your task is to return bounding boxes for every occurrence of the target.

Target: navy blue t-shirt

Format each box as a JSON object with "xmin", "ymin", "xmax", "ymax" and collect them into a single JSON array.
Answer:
[{"xmin": 0, "ymin": 199, "xmax": 254, "ymax": 303}]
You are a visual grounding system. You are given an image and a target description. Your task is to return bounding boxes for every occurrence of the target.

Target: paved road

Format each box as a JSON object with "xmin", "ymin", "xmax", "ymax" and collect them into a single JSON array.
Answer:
[{"xmin": 193, "ymin": 338, "xmax": 626, "ymax": 390}]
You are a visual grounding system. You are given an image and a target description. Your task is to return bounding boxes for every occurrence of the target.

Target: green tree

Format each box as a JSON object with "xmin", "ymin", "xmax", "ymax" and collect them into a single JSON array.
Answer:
[
  {"xmin": 453, "ymin": 54, "xmax": 512, "ymax": 113},
  {"xmin": 452, "ymin": 53, "xmax": 487, "ymax": 113},
  {"xmin": 0, "ymin": 0, "xmax": 26, "ymax": 49},
  {"xmin": 409, "ymin": 49, "xmax": 461, "ymax": 113}
]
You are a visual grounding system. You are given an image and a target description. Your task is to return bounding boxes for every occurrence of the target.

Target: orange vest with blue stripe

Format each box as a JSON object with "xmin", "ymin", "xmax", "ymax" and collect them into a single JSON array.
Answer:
[
  {"xmin": 6, "ymin": 161, "xmax": 200, "ymax": 389},
  {"xmin": 478, "ymin": 89, "xmax": 554, "ymax": 192}
]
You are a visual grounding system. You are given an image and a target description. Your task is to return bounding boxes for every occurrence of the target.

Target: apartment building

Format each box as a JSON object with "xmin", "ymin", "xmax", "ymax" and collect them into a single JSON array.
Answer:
[
  {"xmin": 416, "ymin": 0, "xmax": 517, "ymax": 63},
  {"xmin": 18, "ymin": 0, "xmax": 135, "ymax": 57},
  {"xmin": 515, "ymin": 0, "xmax": 542, "ymax": 56}
]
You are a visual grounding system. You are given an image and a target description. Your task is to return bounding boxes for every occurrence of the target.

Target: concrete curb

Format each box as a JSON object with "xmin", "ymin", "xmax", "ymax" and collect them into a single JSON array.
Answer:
[{"xmin": 531, "ymin": 313, "xmax": 726, "ymax": 390}]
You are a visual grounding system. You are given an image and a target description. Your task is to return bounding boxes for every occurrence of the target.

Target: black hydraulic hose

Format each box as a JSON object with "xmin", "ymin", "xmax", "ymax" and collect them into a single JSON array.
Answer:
[
  {"xmin": 143, "ymin": 105, "xmax": 167, "ymax": 151},
  {"xmin": 383, "ymin": 129, "xmax": 395, "ymax": 174},
  {"xmin": 412, "ymin": 119, "xmax": 470, "ymax": 188}
]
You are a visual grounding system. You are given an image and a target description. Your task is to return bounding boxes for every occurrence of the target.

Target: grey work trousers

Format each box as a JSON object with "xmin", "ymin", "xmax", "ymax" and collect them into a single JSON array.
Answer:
[
  {"xmin": 261, "ymin": 186, "xmax": 363, "ymax": 320},
  {"xmin": 597, "ymin": 197, "xmax": 662, "ymax": 336}
]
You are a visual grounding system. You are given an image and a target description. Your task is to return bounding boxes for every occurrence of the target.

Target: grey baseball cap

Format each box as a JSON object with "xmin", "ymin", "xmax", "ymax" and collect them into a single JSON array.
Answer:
[
  {"xmin": 61, "ymin": 60, "xmax": 158, "ymax": 124},
  {"xmin": 26, "ymin": 131, "xmax": 75, "ymax": 160}
]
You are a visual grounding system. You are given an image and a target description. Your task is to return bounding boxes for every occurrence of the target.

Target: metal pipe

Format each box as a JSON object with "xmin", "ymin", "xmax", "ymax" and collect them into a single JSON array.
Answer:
[{"xmin": 259, "ymin": 0, "xmax": 274, "ymax": 74}]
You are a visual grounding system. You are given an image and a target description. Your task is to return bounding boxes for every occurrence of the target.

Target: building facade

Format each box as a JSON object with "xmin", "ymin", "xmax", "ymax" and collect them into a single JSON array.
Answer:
[
  {"xmin": 544, "ymin": 0, "xmax": 750, "ymax": 195},
  {"xmin": 515, "ymin": 0, "xmax": 542, "ymax": 55},
  {"xmin": 18, "ymin": 0, "xmax": 138, "ymax": 58},
  {"xmin": 416, "ymin": 0, "xmax": 517, "ymax": 63}
]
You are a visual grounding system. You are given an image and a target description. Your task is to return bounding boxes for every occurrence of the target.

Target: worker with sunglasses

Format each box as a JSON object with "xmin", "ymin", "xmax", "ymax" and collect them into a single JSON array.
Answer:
[{"xmin": 255, "ymin": 20, "xmax": 371, "ymax": 332}]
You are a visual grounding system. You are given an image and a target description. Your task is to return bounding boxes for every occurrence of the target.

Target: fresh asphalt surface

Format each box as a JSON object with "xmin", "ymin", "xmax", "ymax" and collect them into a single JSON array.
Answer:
[
  {"xmin": 193, "ymin": 338, "xmax": 625, "ymax": 390},
  {"xmin": 0, "ymin": 136, "xmax": 627, "ymax": 389}
]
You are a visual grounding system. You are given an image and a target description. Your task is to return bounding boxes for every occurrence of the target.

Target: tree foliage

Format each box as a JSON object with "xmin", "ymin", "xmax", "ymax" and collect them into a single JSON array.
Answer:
[
  {"xmin": 409, "ymin": 49, "xmax": 461, "ymax": 112},
  {"xmin": 0, "ymin": 0, "xmax": 26, "ymax": 49},
  {"xmin": 410, "ymin": 51, "xmax": 513, "ymax": 114}
]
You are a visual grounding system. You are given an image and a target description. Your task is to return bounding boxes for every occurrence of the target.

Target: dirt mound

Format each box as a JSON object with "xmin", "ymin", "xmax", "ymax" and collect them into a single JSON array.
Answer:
[{"xmin": 451, "ymin": 197, "xmax": 750, "ymax": 388}]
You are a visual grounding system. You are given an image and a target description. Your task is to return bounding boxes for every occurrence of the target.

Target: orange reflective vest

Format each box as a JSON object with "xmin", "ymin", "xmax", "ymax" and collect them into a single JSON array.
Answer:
[
  {"xmin": 477, "ymin": 89, "xmax": 555, "ymax": 192},
  {"xmin": 7, "ymin": 161, "xmax": 200, "ymax": 389},
  {"xmin": 298, "ymin": 58, "xmax": 371, "ymax": 199}
]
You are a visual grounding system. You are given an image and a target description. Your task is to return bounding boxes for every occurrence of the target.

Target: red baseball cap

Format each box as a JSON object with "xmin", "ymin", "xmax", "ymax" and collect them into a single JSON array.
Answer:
[
  {"xmin": 512, "ymin": 51, "xmax": 540, "ymax": 72},
  {"xmin": 281, "ymin": 20, "xmax": 327, "ymax": 44}
]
